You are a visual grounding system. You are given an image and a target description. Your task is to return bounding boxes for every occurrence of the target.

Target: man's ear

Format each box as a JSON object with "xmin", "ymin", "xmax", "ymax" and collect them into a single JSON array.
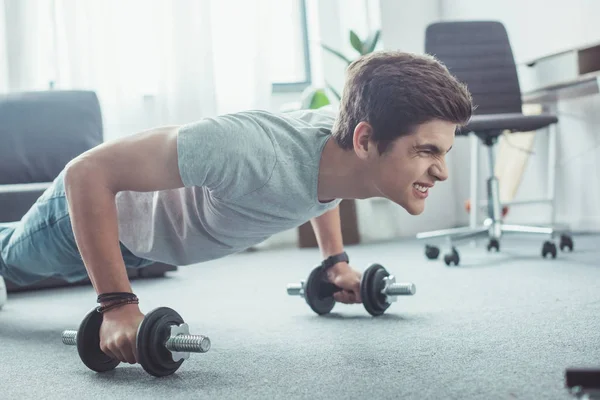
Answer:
[{"xmin": 353, "ymin": 122, "xmax": 373, "ymax": 160}]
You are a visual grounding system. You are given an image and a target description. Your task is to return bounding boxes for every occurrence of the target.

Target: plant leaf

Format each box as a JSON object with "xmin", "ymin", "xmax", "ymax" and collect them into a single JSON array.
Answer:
[
  {"xmin": 309, "ymin": 89, "xmax": 331, "ymax": 109},
  {"xmin": 320, "ymin": 42, "xmax": 352, "ymax": 65},
  {"xmin": 349, "ymin": 30, "xmax": 363, "ymax": 55},
  {"xmin": 365, "ymin": 30, "xmax": 381, "ymax": 53},
  {"xmin": 325, "ymin": 81, "xmax": 341, "ymax": 101}
]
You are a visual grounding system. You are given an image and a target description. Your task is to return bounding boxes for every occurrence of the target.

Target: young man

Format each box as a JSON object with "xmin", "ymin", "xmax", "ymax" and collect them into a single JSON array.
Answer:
[{"xmin": 0, "ymin": 51, "xmax": 472, "ymax": 363}]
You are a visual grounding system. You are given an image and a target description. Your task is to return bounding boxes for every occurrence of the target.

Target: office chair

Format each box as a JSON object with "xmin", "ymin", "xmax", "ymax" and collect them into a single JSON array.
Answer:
[{"xmin": 416, "ymin": 21, "xmax": 574, "ymax": 266}]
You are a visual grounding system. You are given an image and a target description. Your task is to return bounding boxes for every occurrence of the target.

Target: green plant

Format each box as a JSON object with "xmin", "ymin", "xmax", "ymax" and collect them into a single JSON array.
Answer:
[
  {"xmin": 303, "ymin": 29, "xmax": 381, "ymax": 109},
  {"xmin": 300, "ymin": 87, "xmax": 331, "ymax": 109},
  {"xmin": 321, "ymin": 29, "xmax": 381, "ymax": 66}
]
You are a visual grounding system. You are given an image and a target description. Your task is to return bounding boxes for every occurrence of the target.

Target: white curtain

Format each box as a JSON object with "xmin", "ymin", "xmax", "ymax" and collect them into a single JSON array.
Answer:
[
  {"xmin": 0, "ymin": 0, "xmax": 7, "ymax": 93},
  {"xmin": 3, "ymin": 0, "xmax": 273, "ymax": 140},
  {"xmin": 1, "ymin": 0, "xmax": 57, "ymax": 93},
  {"xmin": 210, "ymin": 0, "xmax": 273, "ymax": 115}
]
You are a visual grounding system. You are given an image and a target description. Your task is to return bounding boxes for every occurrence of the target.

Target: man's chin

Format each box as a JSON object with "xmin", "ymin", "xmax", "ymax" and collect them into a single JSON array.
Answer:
[
  {"xmin": 388, "ymin": 195, "xmax": 425, "ymax": 215},
  {"xmin": 405, "ymin": 201, "xmax": 425, "ymax": 215}
]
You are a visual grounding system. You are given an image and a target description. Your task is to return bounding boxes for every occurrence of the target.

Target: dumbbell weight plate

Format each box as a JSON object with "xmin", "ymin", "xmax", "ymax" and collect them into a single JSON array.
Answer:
[
  {"xmin": 137, "ymin": 307, "xmax": 185, "ymax": 377},
  {"xmin": 360, "ymin": 264, "xmax": 391, "ymax": 316},
  {"xmin": 304, "ymin": 266, "xmax": 336, "ymax": 315},
  {"xmin": 77, "ymin": 308, "xmax": 121, "ymax": 372}
]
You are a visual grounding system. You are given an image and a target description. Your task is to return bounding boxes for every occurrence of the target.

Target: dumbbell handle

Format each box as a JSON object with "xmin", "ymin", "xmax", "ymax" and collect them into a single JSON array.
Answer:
[
  {"xmin": 61, "ymin": 330, "xmax": 211, "ymax": 353},
  {"xmin": 287, "ymin": 280, "xmax": 416, "ymax": 298}
]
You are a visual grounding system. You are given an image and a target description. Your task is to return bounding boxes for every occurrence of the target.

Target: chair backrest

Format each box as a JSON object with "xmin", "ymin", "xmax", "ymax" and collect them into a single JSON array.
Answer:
[
  {"xmin": 0, "ymin": 90, "xmax": 103, "ymax": 184},
  {"xmin": 425, "ymin": 21, "xmax": 522, "ymax": 115}
]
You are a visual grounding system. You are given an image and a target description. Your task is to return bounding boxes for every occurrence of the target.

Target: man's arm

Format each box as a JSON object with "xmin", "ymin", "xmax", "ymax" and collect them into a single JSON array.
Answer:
[
  {"xmin": 310, "ymin": 206, "xmax": 362, "ymax": 304},
  {"xmin": 310, "ymin": 206, "xmax": 345, "ymax": 260},
  {"xmin": 64, "ymin": 125, "xmax": 184, "ymax": 298}
]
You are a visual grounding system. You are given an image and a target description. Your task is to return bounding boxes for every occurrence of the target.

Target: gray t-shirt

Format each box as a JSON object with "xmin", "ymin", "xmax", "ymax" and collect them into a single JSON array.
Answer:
[{"xmin": 115, "ymin": 107, "xmax": 342, "ymax": 265}]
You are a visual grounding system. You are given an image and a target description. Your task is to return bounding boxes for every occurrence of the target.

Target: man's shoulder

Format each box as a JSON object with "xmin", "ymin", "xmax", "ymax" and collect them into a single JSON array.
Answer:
[
  {"xmin": 238, "ymin": 107, "xmax": 338, "ymax": 143},
  {"xmin": 240, "ymin": 106, "xmax": 338, "ymax": 126},
  {"xmin": 276, "ymin": 106, "xmax": 338, "ymax": 125}
]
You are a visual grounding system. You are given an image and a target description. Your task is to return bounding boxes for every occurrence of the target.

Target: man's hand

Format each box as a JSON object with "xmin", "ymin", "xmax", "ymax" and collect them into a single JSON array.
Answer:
[
  {"xmin": 326, "ymin": 263, "xmax": 362, "ymax": 304},
  {"xmin": 99, "ymin": 304, "xmax": 145, "ymax": 364}
]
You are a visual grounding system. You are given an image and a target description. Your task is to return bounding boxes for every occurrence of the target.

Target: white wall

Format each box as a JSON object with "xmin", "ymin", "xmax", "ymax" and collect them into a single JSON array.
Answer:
[
  {"xmin": 379, "ymin": 0, "xmax": 440, "ymax": 54},
  {"xmin": 440, "ymin": 0, "xmax": 600, "ymax": 231},
  {"xmin": 440, "ymin": 0, "xmax": 600, "ymax": 64}
]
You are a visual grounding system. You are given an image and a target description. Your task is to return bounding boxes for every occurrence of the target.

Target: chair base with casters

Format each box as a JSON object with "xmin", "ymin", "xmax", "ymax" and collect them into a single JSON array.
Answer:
[{"xmin": 417, "ymin": 127, "xmax": 574, "ymax": 267}]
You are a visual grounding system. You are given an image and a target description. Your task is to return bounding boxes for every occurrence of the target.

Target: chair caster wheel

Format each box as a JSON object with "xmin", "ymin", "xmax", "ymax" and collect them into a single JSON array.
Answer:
[
  {"xmin": 559, "ymin": 234, "xmax": 574, "ymax": 252},
  {"xmin": 487, "ymin": 238, "xmax": 500, "ymax": 252},
  {"xmin": 444, "ymin": 247, "xmax": 460, "ymax": 266},
  {"xmin": 425, "ymin": 245, "xmax": 440, "ymax": 260},
  {"xmin": 542, "ymin": 241, "xmax": 557, "ymax": 259}
]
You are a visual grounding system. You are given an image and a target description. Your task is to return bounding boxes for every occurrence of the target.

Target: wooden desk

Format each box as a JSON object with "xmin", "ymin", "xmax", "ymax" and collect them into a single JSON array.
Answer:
[
  {"xmin": 522, "ymin": 72, "xmax": 600, "ymax": 104},
  {"xmin": 521, "ymin": 41, "xmax": 600, "ymax": 104}
]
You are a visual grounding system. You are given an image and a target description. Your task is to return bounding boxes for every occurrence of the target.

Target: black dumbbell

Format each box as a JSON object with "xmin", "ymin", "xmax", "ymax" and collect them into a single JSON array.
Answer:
[
  {"xmin": 565, "ymin": 367, "xmax": 600, "ymax": 393},
  {"xmin": 287, "ymin": 263, "xmax": 416, "ymax": 316},
  {"xmin": 62, "ymin": 306, "xmax": 211, "ymax": 377}
]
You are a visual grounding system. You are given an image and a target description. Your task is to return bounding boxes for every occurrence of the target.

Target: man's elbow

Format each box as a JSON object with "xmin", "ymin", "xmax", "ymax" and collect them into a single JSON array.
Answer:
[{"xmin": 64, "ymin": 157, "xmax": 110, "ymax": 195}]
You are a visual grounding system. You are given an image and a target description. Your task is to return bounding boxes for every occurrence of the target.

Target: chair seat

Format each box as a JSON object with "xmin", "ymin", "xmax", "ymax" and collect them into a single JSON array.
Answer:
[{"xmin": 463, "ymin": 113, "xmax": 558, "ymax": 134}]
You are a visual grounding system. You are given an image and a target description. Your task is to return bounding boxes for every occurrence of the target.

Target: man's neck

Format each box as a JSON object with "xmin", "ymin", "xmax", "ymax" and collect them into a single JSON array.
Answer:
[{"xmin": 317, "ymin": 138, "xmax": 371, "ymax": 202}]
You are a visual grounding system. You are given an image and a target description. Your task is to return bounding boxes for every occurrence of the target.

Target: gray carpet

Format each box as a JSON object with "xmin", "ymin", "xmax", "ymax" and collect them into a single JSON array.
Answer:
[{"xmin": 1, "ymin": 234, "xmax": 599, "ymax": 399}]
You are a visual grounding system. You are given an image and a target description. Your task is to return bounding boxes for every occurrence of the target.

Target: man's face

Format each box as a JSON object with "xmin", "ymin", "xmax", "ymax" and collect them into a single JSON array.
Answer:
[{"xmin": 358, "ymin": 119, "xmax": 456, "ymax": 215}]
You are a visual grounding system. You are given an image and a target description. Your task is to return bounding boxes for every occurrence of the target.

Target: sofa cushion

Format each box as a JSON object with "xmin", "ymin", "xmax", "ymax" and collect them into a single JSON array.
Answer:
[{"xmin": 0, "ymin": 90, "xmax": 103, "ymax": 184}]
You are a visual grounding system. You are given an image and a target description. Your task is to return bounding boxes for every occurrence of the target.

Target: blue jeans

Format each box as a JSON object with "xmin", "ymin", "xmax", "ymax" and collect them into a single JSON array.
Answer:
[{"xmin": 0, "ymin": 170, "xmax": 153, "ymax": 287}]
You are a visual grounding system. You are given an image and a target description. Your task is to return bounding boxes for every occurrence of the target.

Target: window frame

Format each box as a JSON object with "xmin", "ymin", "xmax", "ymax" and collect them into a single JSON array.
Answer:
[{"xmin": 271, "ymin": 0, "xmax": 312, "ymax": 93}]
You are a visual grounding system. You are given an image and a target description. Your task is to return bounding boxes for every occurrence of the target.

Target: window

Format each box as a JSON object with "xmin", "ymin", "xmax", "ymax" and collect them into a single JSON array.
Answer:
[{"xmin": 270, "ymin": 0, "xmax": 311, "ymax": 92}]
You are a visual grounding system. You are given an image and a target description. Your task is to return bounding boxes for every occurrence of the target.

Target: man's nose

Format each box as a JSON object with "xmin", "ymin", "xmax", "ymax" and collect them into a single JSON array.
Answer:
[{"xmin": 431, "ymin": 160, "xmax": 448, "ymax": 181}]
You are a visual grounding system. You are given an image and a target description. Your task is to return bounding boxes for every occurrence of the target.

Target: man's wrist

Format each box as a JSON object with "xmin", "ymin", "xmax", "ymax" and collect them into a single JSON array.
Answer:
[
  {"xmin": 321, "ymin": 251, "xmax": 349, "ymax": 270},
  {"xmin": 321, "ymin": 251, "xmax": 349, "ymax": 280}
]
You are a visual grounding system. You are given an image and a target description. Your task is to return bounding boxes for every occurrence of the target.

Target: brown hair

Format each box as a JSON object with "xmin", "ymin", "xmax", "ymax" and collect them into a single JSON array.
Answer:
[{"xmin": 332, "ymin": 50, "xmax": 473, "ymax": 154}]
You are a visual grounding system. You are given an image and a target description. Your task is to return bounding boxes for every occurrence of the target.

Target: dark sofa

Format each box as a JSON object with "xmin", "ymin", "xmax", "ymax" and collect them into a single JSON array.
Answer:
[{"xmin": 0, "ymin": 90, "xmax": 177, "ymax": 292}]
